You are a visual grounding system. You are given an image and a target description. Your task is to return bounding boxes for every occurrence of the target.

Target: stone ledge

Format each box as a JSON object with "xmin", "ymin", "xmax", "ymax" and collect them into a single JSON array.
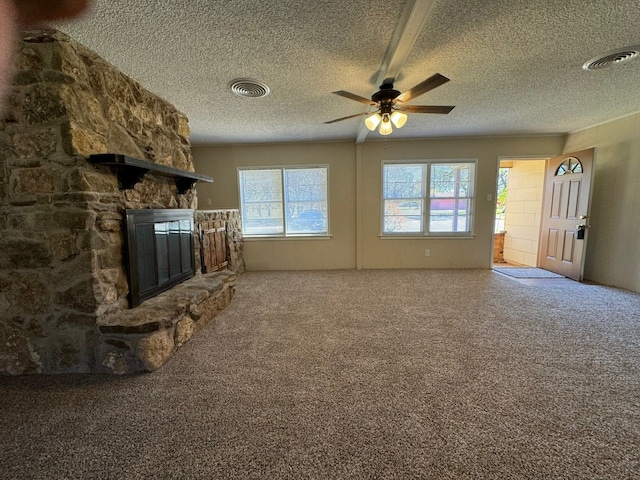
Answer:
[
  {"xmin": 95, "ymin": 270, "xmax": 236, "ymax": 374},
  {"xmin": 98, "ymin": 270, "xmax": 235, "ymax": 328}
]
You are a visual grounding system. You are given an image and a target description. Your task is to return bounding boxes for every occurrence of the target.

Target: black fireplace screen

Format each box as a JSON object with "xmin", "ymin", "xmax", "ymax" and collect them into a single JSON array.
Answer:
[{"xmin": 125, "ymin": 209, "xmax": 195, "ymax": 307}]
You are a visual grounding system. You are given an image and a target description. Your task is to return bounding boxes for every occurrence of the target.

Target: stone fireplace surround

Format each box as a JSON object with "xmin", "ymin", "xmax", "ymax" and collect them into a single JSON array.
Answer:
[{"xmin": 0, "ymin": 30, "xmax": 244, "ymax": 374}]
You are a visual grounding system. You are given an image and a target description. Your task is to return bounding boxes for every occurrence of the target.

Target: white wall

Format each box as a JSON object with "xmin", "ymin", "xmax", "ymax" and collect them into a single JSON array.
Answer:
[
  {"xmin": 564, "ymin": 113, "xmax": 640, "ymax": 293},
  {"xmin": 193, "ymin": 135, "xmax": 564, "ymax": 272},
  {"xmin": 503, "ymin": 159, "xmax": 546, "ymax": 266}
]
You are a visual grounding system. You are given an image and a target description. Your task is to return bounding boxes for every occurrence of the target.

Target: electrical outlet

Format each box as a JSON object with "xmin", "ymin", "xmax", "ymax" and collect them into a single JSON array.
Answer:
[
  {"xmin": 424, "ymin": 249, "xmax": 430, "ymax": 257},
  {"xmin": 207, "ymin": 198, "xmax": 212, "ymax": 206}
]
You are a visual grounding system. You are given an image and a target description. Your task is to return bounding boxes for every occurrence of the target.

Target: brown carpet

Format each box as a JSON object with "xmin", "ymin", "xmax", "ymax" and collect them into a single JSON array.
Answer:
[{"xmin": 1, "ymin": 269, "xmax": 639, "ymax": 479}]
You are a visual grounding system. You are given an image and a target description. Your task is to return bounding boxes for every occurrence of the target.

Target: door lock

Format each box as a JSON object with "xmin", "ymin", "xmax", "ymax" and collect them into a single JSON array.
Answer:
[{"xmin": 576, "ymin": 223, "xmax": 589, "ymax": 240}]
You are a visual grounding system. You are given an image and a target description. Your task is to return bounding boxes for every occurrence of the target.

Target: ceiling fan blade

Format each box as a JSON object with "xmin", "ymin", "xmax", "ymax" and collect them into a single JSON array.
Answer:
[
  {"xmin": 324, "ymin": 111, "xmax": 370, "ymax": 124},
  {"xmin": 332, "ymin": 90, "xmax": 377, "ymax": 106},
  {"xmin": 396, "ymin": 73, "xmax": 450, "ymax": 103},
  {"xmin": 395, "ymin": 105, "xmax": 455, "ymax": 114}
]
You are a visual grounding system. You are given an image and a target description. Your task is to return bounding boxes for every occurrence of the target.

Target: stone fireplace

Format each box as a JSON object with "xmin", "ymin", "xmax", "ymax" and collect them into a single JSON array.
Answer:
[{"xmin": 0, "ymin": 30, "xmax": 243, "ymax": 375}]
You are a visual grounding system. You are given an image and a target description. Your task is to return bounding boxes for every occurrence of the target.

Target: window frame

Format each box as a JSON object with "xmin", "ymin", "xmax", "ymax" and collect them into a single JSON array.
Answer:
[
  {"xmin": 380, "ymin": 159, "xmax": 477, "ymax": 237},
  {"xmin": 237, "ymin": 165, "xmax": 330, "ymax": 238}
]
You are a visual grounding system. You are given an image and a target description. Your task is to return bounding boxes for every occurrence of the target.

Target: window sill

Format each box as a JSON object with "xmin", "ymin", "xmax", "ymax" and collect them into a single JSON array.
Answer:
[
  {"xmin": 378, "ymin": 234, "xmax": 476, "ymax": 240},
  {"xmin": 244, "ymin": 235, "xmax": 333, "ymax": 241}
]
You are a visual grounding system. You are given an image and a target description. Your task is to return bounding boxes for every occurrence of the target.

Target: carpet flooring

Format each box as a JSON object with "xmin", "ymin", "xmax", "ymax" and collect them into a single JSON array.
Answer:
[
  {"xmin": 493, "ymin": 267, "xmax": 565, "ymax": 278},
  {"xmin": 1, "ymin": 269, "xmax": 639, "ymax": 479}
]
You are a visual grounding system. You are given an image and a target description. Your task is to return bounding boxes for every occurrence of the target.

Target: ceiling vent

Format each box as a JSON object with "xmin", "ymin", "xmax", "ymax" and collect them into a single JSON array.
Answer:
[
  {"xmin": 583, "ymin": 46, "xmax": 640, "ymax": 70},
  {"xmin": 229, "ymin": 79, "xmax": 270, "ymax": 98}
]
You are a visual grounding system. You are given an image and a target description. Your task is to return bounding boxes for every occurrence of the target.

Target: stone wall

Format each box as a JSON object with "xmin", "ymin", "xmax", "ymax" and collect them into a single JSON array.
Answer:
[{"xmin": 0, "ymin": 30, "xmax": 238, "ymax": 374}]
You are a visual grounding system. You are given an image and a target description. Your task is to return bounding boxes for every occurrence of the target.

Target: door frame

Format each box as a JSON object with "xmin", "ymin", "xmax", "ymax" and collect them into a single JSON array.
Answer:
[{"xmin": 492, "ymin": 155, "xmax": 551, "ymax": 267}]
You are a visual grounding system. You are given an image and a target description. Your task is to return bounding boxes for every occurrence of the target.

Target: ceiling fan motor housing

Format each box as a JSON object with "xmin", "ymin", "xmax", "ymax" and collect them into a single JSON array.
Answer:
[{"xmin": 372, "ymin": 83, "xmax": 401, "ymax": 109}]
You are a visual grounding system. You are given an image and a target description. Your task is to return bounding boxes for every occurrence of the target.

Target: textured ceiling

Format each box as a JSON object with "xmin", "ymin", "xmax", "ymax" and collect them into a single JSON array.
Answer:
[{"xmin": 55, "ymin": 0, "xmax": 640, "ymax": 145}]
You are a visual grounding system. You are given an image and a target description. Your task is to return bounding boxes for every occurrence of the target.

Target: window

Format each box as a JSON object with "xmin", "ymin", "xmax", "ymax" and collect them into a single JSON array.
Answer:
[
  {"xmin": 555, "ymin": 157, "xmax": 582, "ymax": 176},
  {"xmin": 382, "ymin": 161, "xmax": 476, "ymax": 235},
  {"xmin": 238, "ymin": 166, "xmax": 328, "ymax": 237}
]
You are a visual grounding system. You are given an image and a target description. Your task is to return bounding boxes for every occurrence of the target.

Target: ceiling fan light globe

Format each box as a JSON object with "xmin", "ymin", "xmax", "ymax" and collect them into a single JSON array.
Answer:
[
  {"xmin": 365, "ymin": 113, "xmax": 382, "ymax": 131},
  {"xmin": 390, "ymin": 111, "xmax": 408, "ymax": 128},
  {"xmin": 379, "ymin": 120, "xmax": 393, "ymax": 136}
]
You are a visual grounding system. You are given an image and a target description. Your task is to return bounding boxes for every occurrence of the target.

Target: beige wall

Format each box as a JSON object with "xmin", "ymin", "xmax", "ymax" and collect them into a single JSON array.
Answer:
[
  {"xmin": 192, "ymin": 120, "xmax": 640, "ymax": 293},
  {"xmin": 193, "ymin": 135, "xmax": 564, "ymax": 272},
  {"xmin": 502, "ymin": 159, "xmax": 546, "ymax": 266},
  {"xmin": 357, "ymin": 137, "xmax": 562, "ymax": 269},
  {"xmin": 193, "ymin": 142, "xmax": 357, "ymax": 270},
  {"xmin": 564, "ymin": 113, "xmax": 640, "ymax": 293}
]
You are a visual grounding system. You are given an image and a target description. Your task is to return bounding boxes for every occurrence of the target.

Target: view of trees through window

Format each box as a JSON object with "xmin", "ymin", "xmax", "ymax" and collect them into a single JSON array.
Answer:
[
  {"xmin": 495, "ymin": 167, "xmax": 509, "ymax": 233},
  {"xmin": 238, "ymin": 167, "xmax": 328, "ymax": 236},
  {"xmin": 383, "ymin": 162, "xmax": 475, "ymax": 235}
]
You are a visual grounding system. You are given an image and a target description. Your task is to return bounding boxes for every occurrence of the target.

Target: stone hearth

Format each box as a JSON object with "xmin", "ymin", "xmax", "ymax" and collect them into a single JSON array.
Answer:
[{"xmin": 0, "ymin": 30, "xmax": 243, "ymax": 374}]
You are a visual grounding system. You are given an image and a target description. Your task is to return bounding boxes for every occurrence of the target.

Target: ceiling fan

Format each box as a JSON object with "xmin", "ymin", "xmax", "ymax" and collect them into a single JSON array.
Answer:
[{"xmin": 325, "ymin": 73, "xmax": 454, "ymax": 135}]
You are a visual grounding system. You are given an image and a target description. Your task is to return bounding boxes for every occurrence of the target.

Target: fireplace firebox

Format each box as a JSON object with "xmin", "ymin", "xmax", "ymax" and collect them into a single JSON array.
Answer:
[{"xmin": 125, "ymin": 209, "xmax": 195, "ymax": 307}]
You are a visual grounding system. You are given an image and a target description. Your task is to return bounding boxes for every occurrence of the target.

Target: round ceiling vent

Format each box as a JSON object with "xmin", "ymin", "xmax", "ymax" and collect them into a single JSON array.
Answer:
[
  {"xmin": 583, "ymin": 46, "xmax": 640, "ymax": 70},
  {"xmin": 229, "ymin": 79, "xmax": 270, "ymax": 98}
]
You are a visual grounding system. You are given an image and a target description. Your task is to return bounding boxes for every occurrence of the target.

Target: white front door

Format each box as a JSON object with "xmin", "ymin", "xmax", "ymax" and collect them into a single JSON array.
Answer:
[{"xmin": 538, "ymin": 149, "xmax": 595, "ymax": 281}]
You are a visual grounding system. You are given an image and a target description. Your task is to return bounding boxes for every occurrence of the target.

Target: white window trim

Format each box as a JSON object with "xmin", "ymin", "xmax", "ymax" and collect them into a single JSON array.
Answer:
[
  {"xmin": 237, "ymin": 164, "xmax": 330, "ymax": 239},
  {"xmin": 380, "ymin": 159, "xmax": 478, "ymax": 238}
]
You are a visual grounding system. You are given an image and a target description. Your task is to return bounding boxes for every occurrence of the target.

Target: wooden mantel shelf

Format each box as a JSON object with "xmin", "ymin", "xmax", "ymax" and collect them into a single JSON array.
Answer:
[{"xmin": 89, "ymin": 153, "xmax": 213, "ymax": 194}]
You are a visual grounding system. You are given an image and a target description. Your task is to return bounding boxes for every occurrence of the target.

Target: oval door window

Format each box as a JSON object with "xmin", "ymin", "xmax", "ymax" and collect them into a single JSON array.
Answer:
[{"xmin": 555, "ymin": 156, "xmax": 583, "ymax": 176}]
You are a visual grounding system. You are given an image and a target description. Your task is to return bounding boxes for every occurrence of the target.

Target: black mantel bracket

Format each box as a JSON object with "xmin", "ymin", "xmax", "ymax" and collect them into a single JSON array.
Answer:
[{"xmin": 88, "ymin": 154, "xmax": 213, "ymax": 194}]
